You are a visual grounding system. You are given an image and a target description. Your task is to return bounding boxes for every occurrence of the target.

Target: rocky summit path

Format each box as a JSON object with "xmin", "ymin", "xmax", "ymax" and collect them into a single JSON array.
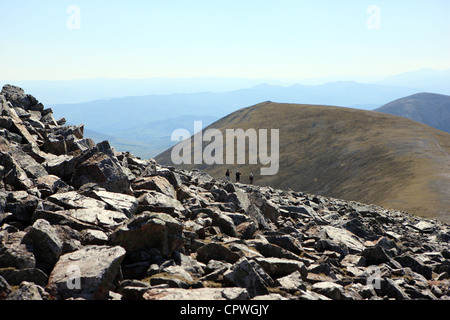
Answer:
[{"xmin": 0, "ymin": 85, "xmax": 450, "ymax": 301}]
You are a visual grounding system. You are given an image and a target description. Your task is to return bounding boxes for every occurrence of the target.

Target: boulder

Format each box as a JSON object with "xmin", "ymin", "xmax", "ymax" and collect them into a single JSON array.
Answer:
[
  {"xmin": 394, "ymin": 254, "xmax": 433, "ymax": 280},
  {"xmin": 81, "ymin": 188, "xmax": 138, "ymax": 218},
  {"xmin": 253, "ymin": 257, "xmax": 308, "ymax": 279},
  {"xmin": 34, "ymin": 174, "xmax": 69, "ymax": 198},
  {"xmin": 0, "ymin": 232, "xmax": 36, "ymax": 269},
  {"xmin": 376, "ymin": 278, "xmax": 410, "ymax": 300},
  {"xmin": 226, "ymin": 189, "xmax": 250, "ymax": 211},
  {"xmin": 46, "ymin": 245, "xmax": 126, "ymax": 300},
  {"xmin": 71, "ymin": 142, "xmax": 131, "ymax": 194},
  {"xmin": 132, "ymin": 176, "xmax": 176, "ymax": 199},
  {"xmin": 58, "ymin": 208, "xmax": 129, "ymax": 230},
  {"xmin": 0, "ymin": 95, "xmax": 37, "ymax": 145},
  {"xmin": 43, "ymin": 154, "xmax": 76, "ymax": 179},
  {"xmin": 47, "ymin": 191, "xmax": 107, "ymax": 210},
  {"xmin": 0, "ymin": 275, "xmax": 12, "ymax": 299},
  {"xmin": 311, "ymin": 282, "xmax": 348, "ymax": 300},
  {"xmin": 143, "ymin": 287, "xmax": 250, "ymax": 300},
  {"xmin": 21, "ymin": 219, "xmax": 63, "ymax": 270},
  {"xmin": 0, "ymin": 267, "xmax": 48, "ymax": 287},
  {"xmin": 109, "ymin": 212, "xmax": 184, "ymax": 256},
  {"xmin": 80, "ymin": 229, "xmax": 109, "ymax": 245},
  {"xmin": 275, "ymin": 270, "xmax": 307, "ymax": 292},
  {"xmin": 263, "ymin": 233, "xmax": 303, "ymax": 256},
  {"xmin": 6, "ymin": 281, "xmax": 44, "ymax": 300},
  {"xmin": 196, "ymin": 242, "xmax": 241, "ymax": 264},
  {"xmin": 223, "ymin": 257, "xmax": 271, "ymax": 297},
  {"xmin": 1, "ymin": 85, "xmax": 36, "ymax": 110},
  {"xmin": 362, "ymin": 245, "xmax": 392, "ymax": 266},
  {"xmin": 0, "ymin": 152, "xmax": 33, "ymax": 190},
  {"xmin": 250, "ymin": 240, "xmax": 306, "ymax": 262},
  {"xmin": 136, "ymin": 191, "xmax": 185, "ymax": 214},
  {"xmin": 320, "ymin": 226, "xmax": 365, "ymax": 254}
]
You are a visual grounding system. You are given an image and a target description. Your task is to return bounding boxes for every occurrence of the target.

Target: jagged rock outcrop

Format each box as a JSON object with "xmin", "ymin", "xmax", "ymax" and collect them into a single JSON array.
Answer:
[{"xmin": 1, "ymin": 85, "xmax": 450, "ymax": 300}]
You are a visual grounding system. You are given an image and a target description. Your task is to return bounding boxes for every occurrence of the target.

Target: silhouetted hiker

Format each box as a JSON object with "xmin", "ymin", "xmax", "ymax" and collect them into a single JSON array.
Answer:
[
  {"xmin": 235, "ymin": 170, "xmax": 241, "ymax": 183},
  {"xmin": 249, "ymin": 173, "xmax": 254, "ymax": 185},
  {"xmin": 226, "ymin": 169, "xmax": 231, "ymax": 181}
]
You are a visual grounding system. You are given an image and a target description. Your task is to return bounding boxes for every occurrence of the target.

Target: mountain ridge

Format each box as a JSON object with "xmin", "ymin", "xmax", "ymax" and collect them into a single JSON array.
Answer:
[
  {"xmin": 1, "ymin": 84, "xmax": 450, "ymax": 301},
  {"xmin": 156, "ymin": 101, "xmax": 450, "ymax": 224},
  {"xmin": 375, "ymin": 92, "xmax": 450, "ymax": 133}
]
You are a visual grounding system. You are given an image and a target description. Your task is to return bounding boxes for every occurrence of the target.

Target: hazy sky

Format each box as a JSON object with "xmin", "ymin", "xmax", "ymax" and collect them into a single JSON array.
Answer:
[{"xmin": 1, "ymin": 0, "xmax": 449, "ymax": 81}]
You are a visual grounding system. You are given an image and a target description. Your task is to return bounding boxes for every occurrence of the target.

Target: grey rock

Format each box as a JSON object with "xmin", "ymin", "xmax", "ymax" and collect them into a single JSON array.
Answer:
[
  {"xmin": 211, "ymin": 211, "xmax": 237, "ymax": 237},
  {"xmin": 133, "ymin": 175, "xmax": 176, "ymax": 199},
  {"xmin": 263, "ymin": 233, "xmax": 303, "ymax": 256},
  {"xmin": 320, "ymin": 226, "xmax": 365, "ymax": 254},
  {"xmin": 311, "ymin": 281, "xmax": 348, "ymax": 300},
  {"xmin": 137, "ymin": 191, "xmax": 185, "ymax": 214},
  {"xmin": 81, "ymin": 188, "xmax": 138, "ymax": 218},
  {"xmin": 253, "ymin": 257, "xmax": 308, "ymax": 279},
  {"xmin": 0, "ymin": 152, "xmax": 33, "ymax": 190},
  {"xmin": 6, "ymin": 281, "xmax": 43, "ymax": 300},
  {"xmin": 394, "ymin": 254, "xmax": 433, "ymax": 280},
  {"xmin": 71, "ymin": 142, "xmax": 131, "ymax": 194},
  {"xmin": 275, "ymin": 270, "xmax": 307, "ymax": 292},
  {"xmin": 226, "ymin": 188, "xmax": 250, "ymax": 211},
  {"xmin": 0, "ymin": 96, "xmax": 37, "ymax": 145},
  {"xmin": 224, "ymin": 257, "xmax": 270, "ymax": 298},
  {"xmin": 43, "ymin": 154, "xmax": 76, "ymax": 179},
  {"xmin": 0, "ymin": 232, "xmax": 36, "ymax": 269},
  {"xmin": 34, "ymin": 174, "xmax": 69, "ymax": 198},
  {"xmin": 109, "ymin": 212, "xmax": 184, "ymax": 256},
  {"xmin": 0, "ymin": 275, "xmax": 12, "ymax": 299},
  {"xmin": 1, "ymin": 85, "xmax": 35, "ymax": 109},
  {"xmin": 376, "ymin": 278, "xmax": 410, "ymax": 300},
  {"xmin": 0, "ymin": 267, "xmax": 48, "ymax": 287},
  {"xmin": 47, "ymin": 191, "xmax": 107, "ymax": 210},
  {"xmin": 143, "ymin": 287, "xmax": 250, "ymax": 300},
  {"xmin": 196, "ymin": 242, "xmax": 241, "ymax": 264},
  {"xmin": 47, "ymin": 245, "xmax": 126, "ymax": 300},
  {"xmin": 80, "ymin": 229, "xmax": 109, "ymax": 245},
  {"xmin": 362, "ymin": 245, "xmax": 392, "ymax": 266},
  {"xmin": 21, "ymin": 219, "xmax": 63, "ymax": 269}
]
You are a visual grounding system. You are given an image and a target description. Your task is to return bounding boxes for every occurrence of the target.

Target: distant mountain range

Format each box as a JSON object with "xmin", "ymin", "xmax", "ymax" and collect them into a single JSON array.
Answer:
[
  {"xmin": 375, "ymin": 92, "xmax": 450, "ymax": 133},
  {"xmin": 4, "ymin": 68, "xmax": 449, "ymax": 158},
  {"xmin": 50, "ymin": 81, "xmax": 423, "ymax": 158},
  {"xmin": 3, "ymin": 68, "xmax": 449, "ymax": 104},
  {"xmin": 156, "ymin": 102, "xmax": 450, "ymax": 223}
]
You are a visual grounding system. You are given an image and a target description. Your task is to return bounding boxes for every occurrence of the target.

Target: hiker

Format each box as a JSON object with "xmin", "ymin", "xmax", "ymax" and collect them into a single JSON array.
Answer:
[
  {"xmin": 226, "ymin": 169, "xmax": 231, "ymax": 181},
  {"xmin": 235, "ymin": 170, "xmax": 241, "ymax": 183},
  {"xmin": 249, "ymin": 173, "xmax": 254, "ymax": 185}
]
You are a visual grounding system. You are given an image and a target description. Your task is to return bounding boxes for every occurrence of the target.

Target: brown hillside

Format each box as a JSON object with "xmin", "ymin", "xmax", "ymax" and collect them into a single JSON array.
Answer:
[{"xmin": 156, "ymin": 102, "xmax": 450, "ymax": 223}]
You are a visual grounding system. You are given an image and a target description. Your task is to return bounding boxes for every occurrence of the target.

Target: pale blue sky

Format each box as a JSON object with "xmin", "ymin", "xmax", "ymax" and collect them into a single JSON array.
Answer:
[{"xmin": 1, "ymin": 0, "xmax": 449, "ymax": 81}]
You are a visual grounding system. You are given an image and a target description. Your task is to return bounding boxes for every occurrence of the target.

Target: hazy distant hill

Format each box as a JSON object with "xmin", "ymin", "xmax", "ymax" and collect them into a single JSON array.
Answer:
[
  {"xmin": 378, "ymin": 68, "xmax": 450, "ymax": 95},
  {"xmin": 375, "ymin": 92, "xmax": 450, "ymax": 133},
  {"xmin": 3, "ymin": 68, "xmax": 449, "ymax": 105},
  {"xmin": 156, "ymin": 102, "xmax": 450, "ymax": 223},
  {"xmin": 51, "ymin": 81, "xmax": 420, "ymax": 158}
]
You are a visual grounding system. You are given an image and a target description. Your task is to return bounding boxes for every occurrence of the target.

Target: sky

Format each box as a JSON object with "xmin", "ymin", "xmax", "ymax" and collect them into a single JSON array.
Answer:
[{"xmin": 1, "ymin": 0, "xmax": 449, "ymax": 81}]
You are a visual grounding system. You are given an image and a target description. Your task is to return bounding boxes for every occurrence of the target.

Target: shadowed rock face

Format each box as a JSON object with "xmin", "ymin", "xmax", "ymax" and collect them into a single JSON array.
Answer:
[{"xmin": 0, "ymin": 85, "xmax": 450, "ymax": 301}]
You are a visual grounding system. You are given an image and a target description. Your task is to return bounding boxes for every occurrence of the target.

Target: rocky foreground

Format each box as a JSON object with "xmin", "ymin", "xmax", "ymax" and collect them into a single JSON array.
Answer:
[{"xmin": 1, "ymin": 85, "xmax": 450, "ymax": 301}]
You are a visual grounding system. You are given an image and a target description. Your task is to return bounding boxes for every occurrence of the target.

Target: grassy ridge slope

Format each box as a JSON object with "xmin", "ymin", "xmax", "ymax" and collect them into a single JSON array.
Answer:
[{"xmin": 156, "ymin": 102, "xmax": 450, "ymax": 223}]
